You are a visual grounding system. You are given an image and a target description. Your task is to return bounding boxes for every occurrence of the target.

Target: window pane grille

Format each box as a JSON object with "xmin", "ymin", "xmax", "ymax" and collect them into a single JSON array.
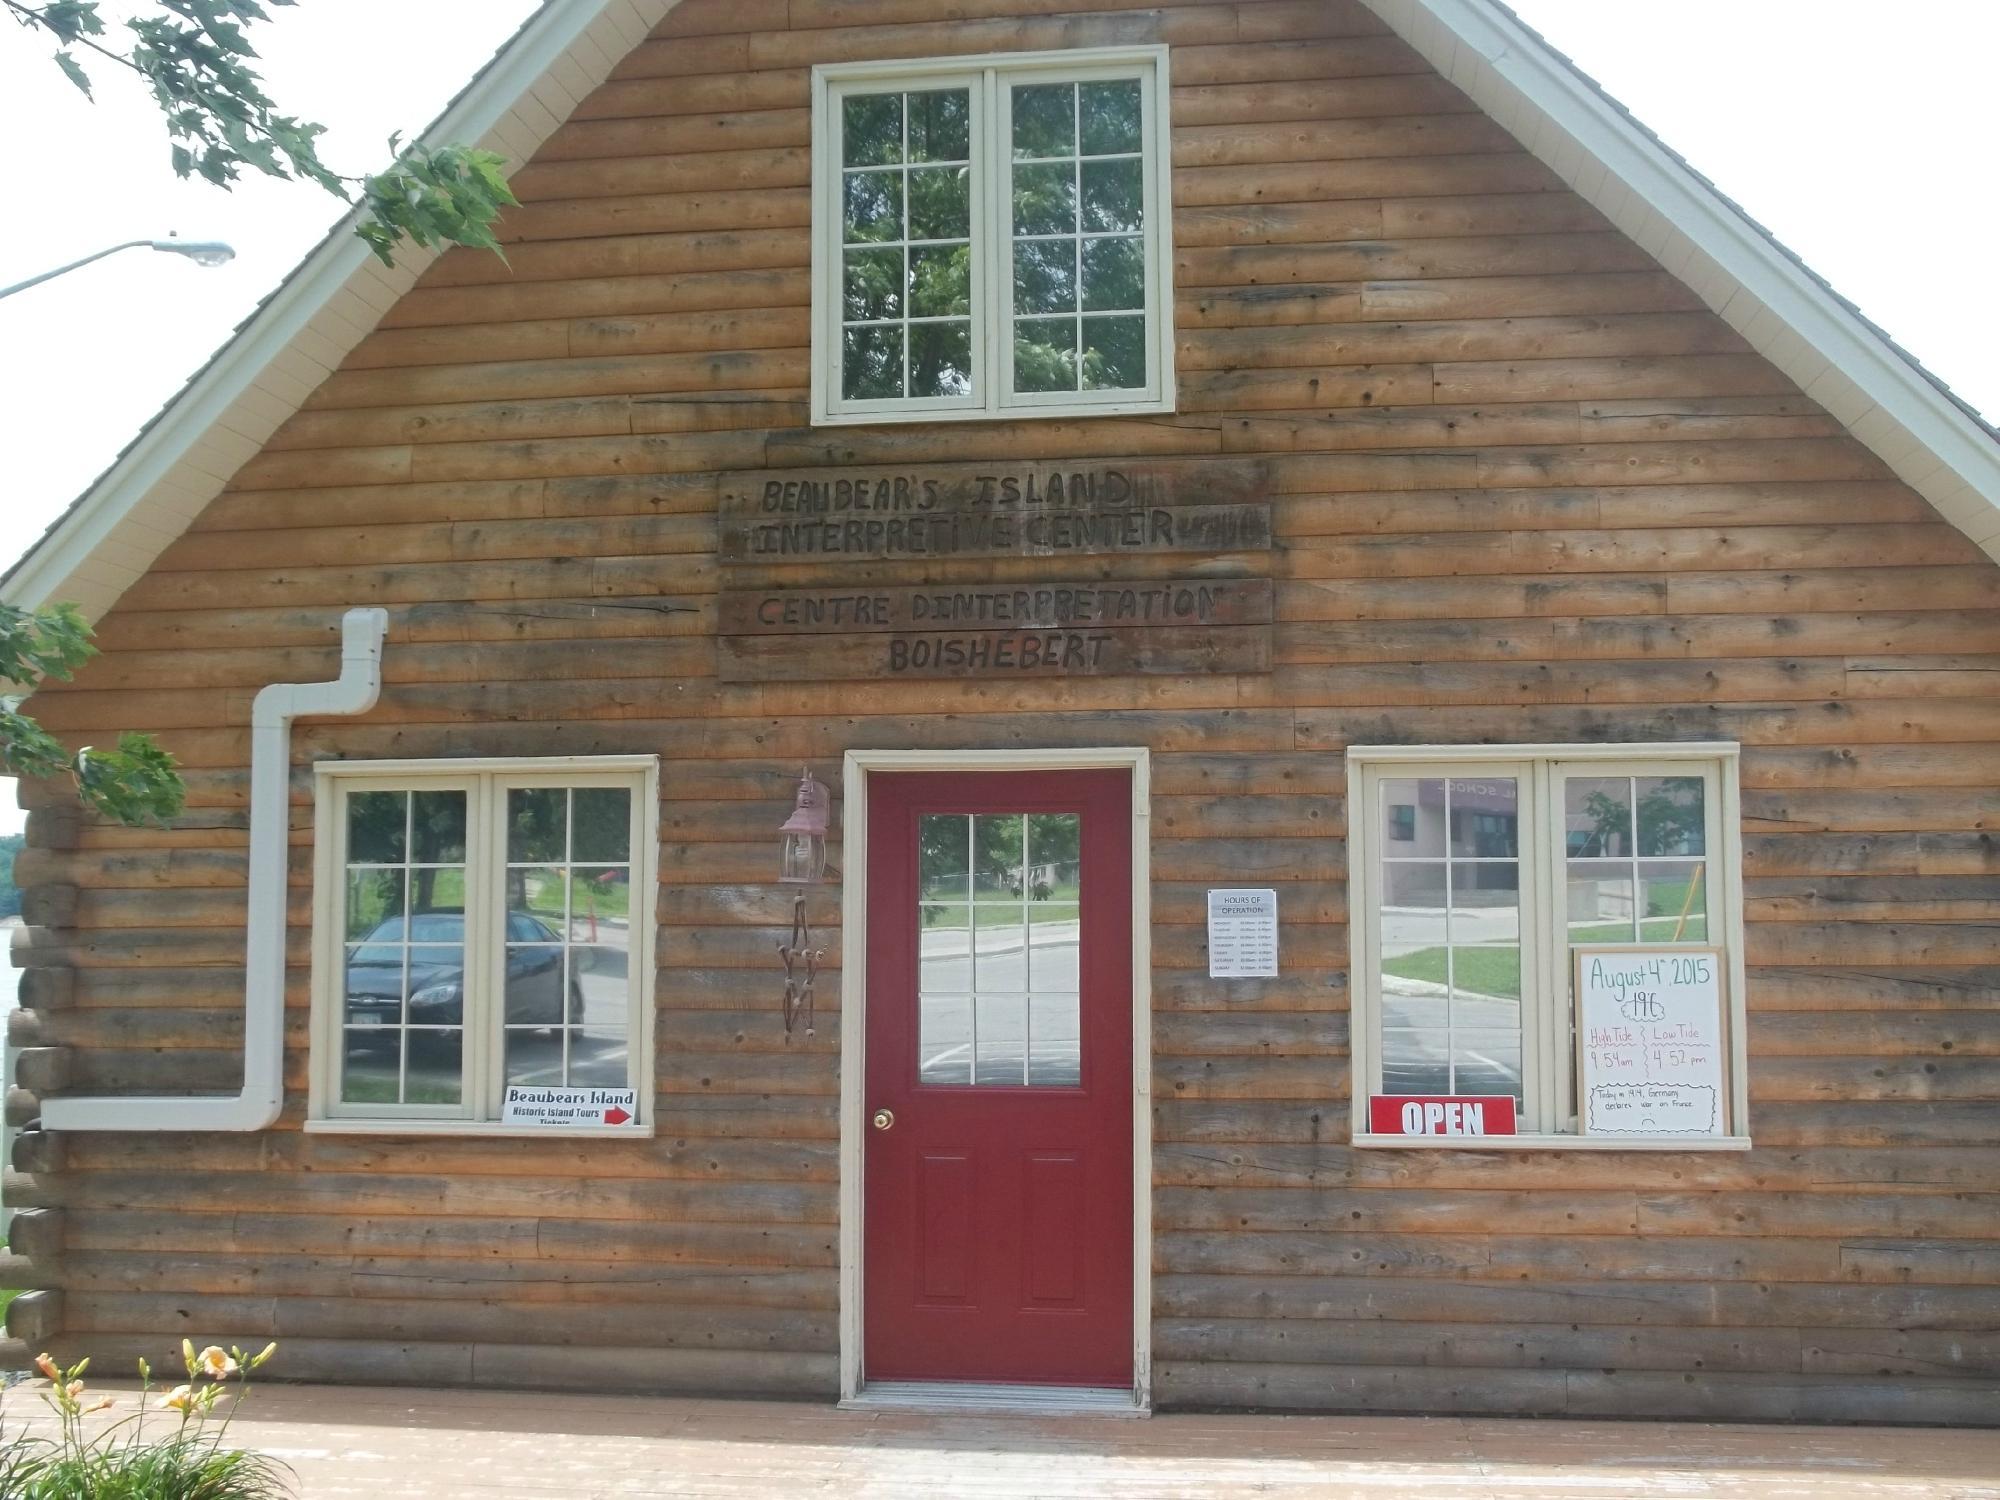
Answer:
[
  {"xmin": 340, "ymin": 788, "xmax": 469, "ymax": 1106},
  {"xmin": 1009, "ymin": 78, "xmax": 1148, "ymax": 395},
  {"xmin": 503, "ymin": 786, "xmax": 635, "ymax": 1090},
  {"xmin": 1563, "ymin": 775, "xmax": 1708, "ymax": 945},
  {"xmin": 1377, "ymin": 777, "xmax": 1524, "ymax": 1105},
  {"xmin": 918, "ymin": 811, "xmax": 1082, "ymax": 1087},
  {"xmin": 840, "ymin": 88, "xmax": 975, "ymax": 402}
]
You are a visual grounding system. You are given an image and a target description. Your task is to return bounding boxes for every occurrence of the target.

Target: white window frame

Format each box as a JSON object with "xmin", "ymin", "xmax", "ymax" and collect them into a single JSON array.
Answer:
[
  {"xmin": 307, "ymin": 755, "xmax": 659, "ymax": 1137},
  {"xmin": 1346, "ymin": 742, "xmax": 1750, "ymax": 1152},
  {"xmin": 810, "ymin": 46, "xmax": 1175, "ymax": 426}
]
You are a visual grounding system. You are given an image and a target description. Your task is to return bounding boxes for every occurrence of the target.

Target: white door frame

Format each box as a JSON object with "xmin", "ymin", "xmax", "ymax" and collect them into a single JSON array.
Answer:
[{"xmin": 838, "ymin": 747, "xmax": 1154, "ymax": 1409}]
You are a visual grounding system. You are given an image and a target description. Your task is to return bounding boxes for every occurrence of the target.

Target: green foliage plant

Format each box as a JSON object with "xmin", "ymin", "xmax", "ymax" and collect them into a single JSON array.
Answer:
[
  {"xmin": 5, "ymin": 0, "xmax": 517, "ymax": 266},
  {"xmin": 1, "ymin": 603, "xmax": 185, "ymax": 827},
  {"xmin": 0, "ymin": 1340, "xmax": 290, "ymax": 1499}
]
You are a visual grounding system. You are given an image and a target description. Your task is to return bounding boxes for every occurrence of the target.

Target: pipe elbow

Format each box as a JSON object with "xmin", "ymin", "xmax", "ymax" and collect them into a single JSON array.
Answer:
[
  {"xmin": 253, "ymin": 607, "xmax": 388, "ymax": 727},
  {"xmin": 36, "ymin": 608, "xmax": 388, "ymax": 1133}
]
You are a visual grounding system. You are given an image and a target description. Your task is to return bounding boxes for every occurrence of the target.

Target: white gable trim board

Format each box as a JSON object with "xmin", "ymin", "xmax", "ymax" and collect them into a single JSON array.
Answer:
[
  {"xmin": 1362, "ymin": 0, "xmax": 2000, "ymax": 551},
  {"xmin": 4, "ymin": 0, "xmax": 1997, "ymax": 620}
]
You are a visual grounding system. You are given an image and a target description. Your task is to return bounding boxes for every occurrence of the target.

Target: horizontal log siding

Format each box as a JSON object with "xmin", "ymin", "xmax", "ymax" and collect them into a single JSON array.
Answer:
[{"xmin": 10, "ymin": 0, "xmax": 1998, "ymax": 1423}]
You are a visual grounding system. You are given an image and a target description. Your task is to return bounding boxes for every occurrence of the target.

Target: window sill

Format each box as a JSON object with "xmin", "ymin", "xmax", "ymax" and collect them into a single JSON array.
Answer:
[
  {"xmin": 812, "ymin": 396, "xmax": 1175, "ymax": 427},
  {"xmin": 304, "ymin": 1119, "xmax": 654, "ymax": 1140},
  {"xmin": 1351, "ymin": 1132, "xmax": 1752, "ymax": 1152}
]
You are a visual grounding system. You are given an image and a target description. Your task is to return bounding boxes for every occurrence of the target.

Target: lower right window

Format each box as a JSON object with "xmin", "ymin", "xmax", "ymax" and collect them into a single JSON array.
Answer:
[{"xmin": 1347, "ymin": 743, "xmax": 1749, "ymax": 1148}]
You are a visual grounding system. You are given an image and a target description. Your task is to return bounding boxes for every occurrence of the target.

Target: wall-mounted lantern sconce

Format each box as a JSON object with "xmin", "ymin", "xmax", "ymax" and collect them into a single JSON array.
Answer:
[
  {"xmin": 779, "ymin": 769, "xmax": 831, "ymax": 884},
  {"xmin": 777, "ymin": 769, "xmax": 830, "ymax": 1038}
]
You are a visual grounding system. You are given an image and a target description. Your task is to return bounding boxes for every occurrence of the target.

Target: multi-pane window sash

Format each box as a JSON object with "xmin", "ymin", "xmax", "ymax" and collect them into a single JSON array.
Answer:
[
  {"xmin": 1346, "ymin": 744, "xmax": 1750, "ymax": 1147},
  {"xmin": 310, "ymin": 759, "xmax": 656, "ymax": 1129},
  {"xmin": 811, "ymin": 48, "xmax": 1174, "ymax": 425}
]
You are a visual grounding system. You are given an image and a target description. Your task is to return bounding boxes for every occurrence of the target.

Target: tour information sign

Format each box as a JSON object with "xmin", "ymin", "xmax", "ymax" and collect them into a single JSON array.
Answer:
[
  {"xmin": 1573, "ymin": 946, "xmax": 1728, "ymax": 1137},
  {"xmin": 1206, "ymin": 888, "xmax": 1279, "ymax": 979},
  {"xmin": 501, "ymin": 1086, "xmax": 639, "ymax": 1128}
]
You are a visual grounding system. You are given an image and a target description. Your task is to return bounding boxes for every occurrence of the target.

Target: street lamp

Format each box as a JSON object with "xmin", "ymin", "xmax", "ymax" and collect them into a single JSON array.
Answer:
[{"xmin": 0, "ymin": 238, "xmax": 236, "ymax": 302}]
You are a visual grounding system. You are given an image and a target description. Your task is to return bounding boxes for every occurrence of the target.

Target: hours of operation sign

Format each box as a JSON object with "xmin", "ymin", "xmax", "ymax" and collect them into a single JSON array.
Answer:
[
  {"xmin": 1206, "ymin": 888, "xmax": 1280, "ymax": 979},
  {"xmin": 714, "ymin": 459, "xmax": 1275, "ymax": 681}
]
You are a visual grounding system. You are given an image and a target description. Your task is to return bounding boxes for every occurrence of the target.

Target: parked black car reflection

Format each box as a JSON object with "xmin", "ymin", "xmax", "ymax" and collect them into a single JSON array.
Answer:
[{"xmin": 343, "ymin": 910, "xmax": 582, "ymax": 1038}]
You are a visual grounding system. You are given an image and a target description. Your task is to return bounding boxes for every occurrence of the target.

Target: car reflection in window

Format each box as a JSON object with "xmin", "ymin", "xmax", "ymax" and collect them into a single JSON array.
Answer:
[{"xmin": 343, "ymin": 910, "xmax": 581, "ymax": 1037}]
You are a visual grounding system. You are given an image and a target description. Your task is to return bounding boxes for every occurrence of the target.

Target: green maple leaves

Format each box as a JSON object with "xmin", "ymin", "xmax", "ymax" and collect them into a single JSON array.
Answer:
[
  {"xmin": 11, "ymin": 0, "xmax": 516, "ymax": 267},
  {"xmin": 357, "ymin": 135, "xmax": 517, "ymax": 266},
  {"xmin": 1, "ymin": 605, "xmax": 185, "ymax": 828}
]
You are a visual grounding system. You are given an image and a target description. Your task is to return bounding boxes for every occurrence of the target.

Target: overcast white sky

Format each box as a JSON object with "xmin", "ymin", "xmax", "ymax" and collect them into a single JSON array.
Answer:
[{"xmin": 1, "ymin": 1, "xmax": 1996, "ymax": 836}]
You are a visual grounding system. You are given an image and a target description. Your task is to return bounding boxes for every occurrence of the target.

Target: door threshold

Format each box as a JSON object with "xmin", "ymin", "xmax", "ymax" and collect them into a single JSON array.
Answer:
[{"xmin": 842, "ymin": 1381, "xmax": 1149, "ymax": 1417}]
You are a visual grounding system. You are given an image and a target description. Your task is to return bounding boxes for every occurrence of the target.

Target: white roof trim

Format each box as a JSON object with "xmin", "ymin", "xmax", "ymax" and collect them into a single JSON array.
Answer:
[
  {"xmin": 8, "ymin": 0, "xmax": 1999, "ymax": 620},
  {"xmin": 1364, "ymin": 0, "xmax": 2000, "ymax": 561},
  {"xmin": 3, "ymin": 0, "xmax": 678, "ymax": 618}
]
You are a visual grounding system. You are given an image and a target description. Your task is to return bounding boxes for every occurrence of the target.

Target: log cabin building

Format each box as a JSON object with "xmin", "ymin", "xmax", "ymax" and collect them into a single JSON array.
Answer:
[{"xmin": 4, "ymin": 0, "xmax": 1998, "ymax": 1425}]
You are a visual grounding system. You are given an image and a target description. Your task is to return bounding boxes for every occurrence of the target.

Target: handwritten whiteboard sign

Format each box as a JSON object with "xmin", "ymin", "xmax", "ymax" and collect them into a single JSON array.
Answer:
[
  {"xmin": 1207, "ymin": 888, "xmax": 1279, "ymax": 978},
  {"xmin": 1574, "ymin": 946, "xmax": 1727, "ymax": 1137}
]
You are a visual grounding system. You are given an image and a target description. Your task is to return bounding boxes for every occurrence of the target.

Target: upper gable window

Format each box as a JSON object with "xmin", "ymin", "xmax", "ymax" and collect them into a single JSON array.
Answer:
[{"xmin": 811, "ymin": 48, "xmax": 1174, "ymax": 426}]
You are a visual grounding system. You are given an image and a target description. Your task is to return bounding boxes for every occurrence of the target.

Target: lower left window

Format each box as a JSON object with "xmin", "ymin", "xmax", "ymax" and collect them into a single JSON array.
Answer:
[{"xmin": 310, "ymin": 757, "xmax": 657, "ymax": 1130}]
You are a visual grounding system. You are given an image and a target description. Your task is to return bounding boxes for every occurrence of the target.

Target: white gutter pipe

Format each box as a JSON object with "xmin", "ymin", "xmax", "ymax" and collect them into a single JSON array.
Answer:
[{"xmin": 42, "ymin": 607, "xmax": 389, "ymax": 1132}]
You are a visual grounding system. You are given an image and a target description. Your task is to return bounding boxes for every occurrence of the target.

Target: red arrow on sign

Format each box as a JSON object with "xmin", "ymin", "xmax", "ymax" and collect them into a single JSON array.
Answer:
[{"xmin": 603, "ymin": 1106, "xmax": 632, "ymax": 1126}]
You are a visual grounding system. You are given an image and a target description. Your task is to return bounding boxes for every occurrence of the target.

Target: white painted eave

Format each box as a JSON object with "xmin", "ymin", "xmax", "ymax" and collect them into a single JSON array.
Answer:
[
  {"xmin": 1364, "ymin": 0, "xmax": 2000, "ymax": 557},
  {"xmin": 1, "ymin": 0, "xmax": 677, "ymax": 620}
]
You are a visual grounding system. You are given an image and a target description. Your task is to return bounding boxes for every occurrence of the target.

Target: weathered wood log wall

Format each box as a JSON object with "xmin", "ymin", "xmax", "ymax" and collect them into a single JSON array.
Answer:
[{"xmin": 7, "ymin": 0, "xmax": 1999, "ymax": 1422}]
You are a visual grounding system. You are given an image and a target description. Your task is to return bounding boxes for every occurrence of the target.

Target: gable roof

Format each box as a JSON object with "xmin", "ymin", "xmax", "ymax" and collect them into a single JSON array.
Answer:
[{"xmin": 7, "ymin": 0, "xmax": 1999, "ymax": 619}]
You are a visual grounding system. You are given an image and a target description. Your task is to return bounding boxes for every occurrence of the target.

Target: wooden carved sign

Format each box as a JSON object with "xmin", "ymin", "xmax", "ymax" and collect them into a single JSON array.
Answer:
[{"xmin": 716, "ymin": 458, "xmax": 1275, "ymax": 682}]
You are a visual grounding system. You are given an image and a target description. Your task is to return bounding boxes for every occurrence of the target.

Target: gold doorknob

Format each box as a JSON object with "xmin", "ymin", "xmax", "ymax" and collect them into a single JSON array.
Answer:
[{"xmin": 871, "ymin": 1108, "xmax": 895, "ymax": 1131}]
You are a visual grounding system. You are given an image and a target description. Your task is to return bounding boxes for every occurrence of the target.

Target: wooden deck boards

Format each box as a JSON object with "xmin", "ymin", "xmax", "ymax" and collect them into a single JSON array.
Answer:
[{"xmin": 8, "ymin": 1382, "xmax": 1999, "ymax": 1497}]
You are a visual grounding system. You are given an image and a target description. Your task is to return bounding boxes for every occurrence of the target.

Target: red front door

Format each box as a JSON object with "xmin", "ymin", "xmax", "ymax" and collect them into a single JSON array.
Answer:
[{"xmin": 864, "ymin": 770, "xmax": 1134, "ymax": 1387}]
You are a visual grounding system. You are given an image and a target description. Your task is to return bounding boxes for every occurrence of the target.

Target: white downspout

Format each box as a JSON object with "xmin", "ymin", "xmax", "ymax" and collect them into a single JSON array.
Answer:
[{"xmin": 41, "ymin": 608, "xmax": 389, "ymax": 1132}]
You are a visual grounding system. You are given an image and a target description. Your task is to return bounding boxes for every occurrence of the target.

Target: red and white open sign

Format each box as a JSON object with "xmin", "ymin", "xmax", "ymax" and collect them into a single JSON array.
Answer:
[{"xmin": 1369, "ymin": 1095, "xmax": 1518, "ymax": 1137}]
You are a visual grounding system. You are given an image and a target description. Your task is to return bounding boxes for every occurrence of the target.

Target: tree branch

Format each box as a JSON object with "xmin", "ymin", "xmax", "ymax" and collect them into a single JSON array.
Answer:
[
  {"xmin": 9, "ymin": 0, "xmax": 516, "ymax": 268},
  {"xmin": 4, "ymin": 0, "xmax": 149, "ymax": 79}
]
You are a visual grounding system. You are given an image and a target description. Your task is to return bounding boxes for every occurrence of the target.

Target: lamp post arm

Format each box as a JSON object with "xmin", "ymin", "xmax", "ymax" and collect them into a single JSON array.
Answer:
[{"xmin": 0, "ymin": 240, "xmax": 158, "ymax": 302}]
